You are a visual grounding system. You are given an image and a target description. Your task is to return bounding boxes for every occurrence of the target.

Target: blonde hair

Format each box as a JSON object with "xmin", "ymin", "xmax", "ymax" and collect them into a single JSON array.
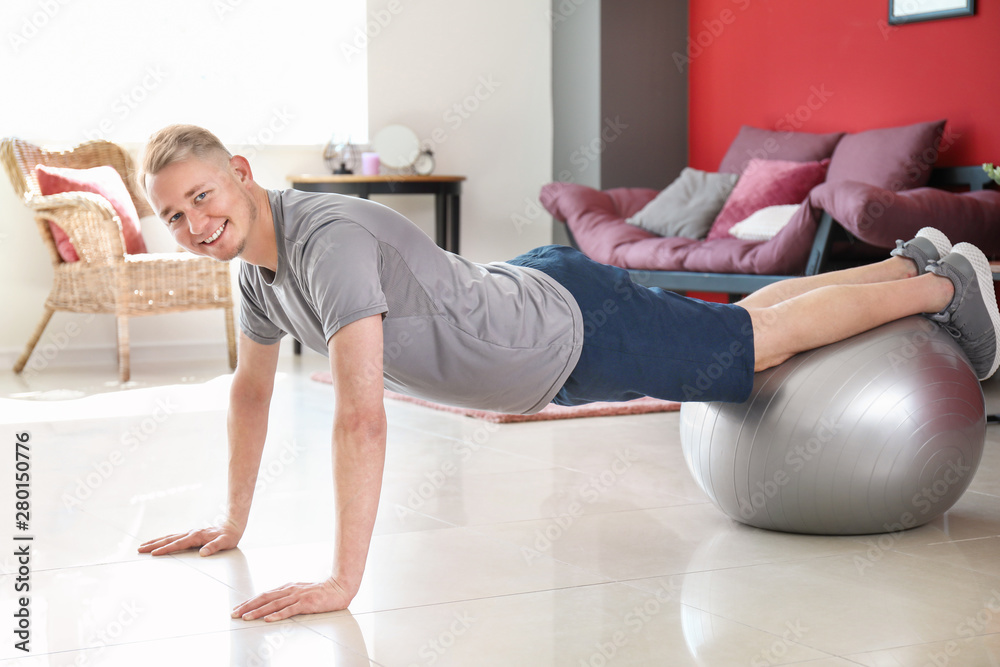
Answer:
[{"xmin": 140, "ymin": 124, "xmax": 232, "ymax": 190}]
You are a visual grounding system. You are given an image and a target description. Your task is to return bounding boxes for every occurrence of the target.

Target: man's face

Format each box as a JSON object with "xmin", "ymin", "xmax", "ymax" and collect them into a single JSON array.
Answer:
[{"xmin": 146, "ymin": 155, "xmax": 258, "ymax": 262}]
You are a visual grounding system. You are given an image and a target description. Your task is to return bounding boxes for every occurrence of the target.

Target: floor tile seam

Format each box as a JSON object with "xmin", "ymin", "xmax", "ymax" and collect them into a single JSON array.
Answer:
[
  {"xmin": 157, "ymin": 550, "xmax": 311, "ymax": 608},
  {"xmin": 434, "ymin": 497, "xmax": 719, "ymax": 532},
  {"xmin": 0, "ymin": 622, "xmax": 302, "ymax": 661},
  {"xmin": 608, "ymin": 549, "xmax": 873, "ymax": 588},
  {"xmin": 387, "ymin": 441, "xmax": 581, "ymax": 470},
  {"xmin": 915, "ymin": 533, "xmax": 1000, "ymax": 547},
  {"xmin": 845, "ymin": 631, "xmax": 1000, "ymax": 663},
  {"xmin": 377, "ymin": 505, "xmax": 465, "ymax": 531},
  {"xmin": 961, "ymin": 489, "xmax": 1000, "ymax": 504},
  {"xmin": 386, "ymin": 429, "xmax": 585, "ymax": 470},
  {"xmin": 13, "ymin": 550, "xmax": 201, "ymax": 577},
  {"xmin": 337, "ymin": 578, "xmax": 634, "ymax": 619},
  {"xmin": 889, "ymin": 547, "xmax": 1000, "ymax": 581},
  {"xmin": 453, "ymin": 522, "xmax": 618, "ymax": 585},
  {"xmin": 672, "ymin": 598, "xmax": 846, "ymax": 660}
]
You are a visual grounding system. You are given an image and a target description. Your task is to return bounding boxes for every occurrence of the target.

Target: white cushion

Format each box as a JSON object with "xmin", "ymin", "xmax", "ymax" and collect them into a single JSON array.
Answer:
[{"xmin": 728, "ymin": 204, "xmax": 801, "ymax": 241}]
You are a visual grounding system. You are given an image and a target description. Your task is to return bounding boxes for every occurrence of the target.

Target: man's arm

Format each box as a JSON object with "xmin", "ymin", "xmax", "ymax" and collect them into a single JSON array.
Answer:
[
  {"xmin": 138, "ymin": 330, "xmax": 280, "ymax": 556},
  {"xmin": 231, "ymin": 314, "xmax": 386, "ymax": 621}
]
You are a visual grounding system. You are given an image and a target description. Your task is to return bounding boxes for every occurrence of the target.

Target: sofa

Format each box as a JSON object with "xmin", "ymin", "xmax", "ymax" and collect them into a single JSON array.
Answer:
[{"xmin": 541, "ymin": 121, "xmax": 1000, "ymax": 296}]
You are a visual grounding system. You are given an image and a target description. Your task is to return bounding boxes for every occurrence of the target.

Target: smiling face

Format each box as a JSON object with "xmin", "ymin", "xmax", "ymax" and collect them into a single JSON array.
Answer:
[{"xmin": 145, "ymin": 155, "xmax": 261, "ymax": 263}]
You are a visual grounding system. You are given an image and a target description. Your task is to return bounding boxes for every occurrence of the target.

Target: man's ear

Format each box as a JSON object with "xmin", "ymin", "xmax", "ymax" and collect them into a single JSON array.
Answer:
[{"xmin": 229, "ymin": 155, "xmax": 254, "ymax": 185}]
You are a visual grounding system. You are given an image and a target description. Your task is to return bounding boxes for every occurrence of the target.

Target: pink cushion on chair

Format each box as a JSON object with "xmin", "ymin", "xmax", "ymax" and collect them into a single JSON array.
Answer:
[
  {"xmin": 706, "ymin": 158, "xmax": 830, "ymax": 241},
  {"xmin": 35, "ymin": 164, "xmax": 148, "ymax": 262}
]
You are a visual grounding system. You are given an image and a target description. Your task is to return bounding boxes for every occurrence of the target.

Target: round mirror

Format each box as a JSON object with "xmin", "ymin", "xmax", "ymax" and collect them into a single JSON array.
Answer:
[{"xmin": 372, "ymin": 125, "xmax": 420, "ymax": 169}]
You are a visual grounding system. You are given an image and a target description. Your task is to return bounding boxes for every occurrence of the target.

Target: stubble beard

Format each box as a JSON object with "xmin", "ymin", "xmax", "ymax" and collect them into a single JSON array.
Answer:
[{"xmin": 218, "ymin": 189, "xmax": 258, "ymax": 262}]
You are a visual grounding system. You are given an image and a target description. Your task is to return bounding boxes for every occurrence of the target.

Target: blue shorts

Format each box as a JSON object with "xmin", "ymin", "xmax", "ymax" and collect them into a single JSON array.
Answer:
[{"xmin": 507, "ymin": 246, "xmax": 756, "ymax": 405}]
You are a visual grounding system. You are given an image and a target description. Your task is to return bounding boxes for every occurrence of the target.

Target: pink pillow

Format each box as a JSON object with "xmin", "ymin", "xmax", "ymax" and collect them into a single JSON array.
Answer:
[
  {"xmin": 35, "ymin": 165, "xmax": 147, "ymax": 262},
  {"xmin": 707, "ymin": 158, "xmax": 830, "ymax": 241}
]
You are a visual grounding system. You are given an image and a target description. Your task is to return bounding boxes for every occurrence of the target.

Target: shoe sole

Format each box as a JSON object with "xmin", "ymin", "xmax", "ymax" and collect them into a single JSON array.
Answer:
[
  {"xmin": 952, "ymin": 242, "xmax": 1000, "ymax": 380},
  {"xmin": 916, "ymin": 227, "xmax": 952, "ymax": 258}
]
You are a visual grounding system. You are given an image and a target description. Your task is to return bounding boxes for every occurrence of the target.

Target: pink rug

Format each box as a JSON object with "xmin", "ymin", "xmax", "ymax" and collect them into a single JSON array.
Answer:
[{"xmin": 309, "ymin": 371, "xmax": 680, "ymax": 423}]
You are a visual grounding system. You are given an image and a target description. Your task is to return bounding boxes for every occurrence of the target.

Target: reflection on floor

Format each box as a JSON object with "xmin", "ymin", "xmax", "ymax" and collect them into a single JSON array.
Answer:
[{"xmin": 1, "ymin": 355, "xmax": 1000, "ymax": 666}]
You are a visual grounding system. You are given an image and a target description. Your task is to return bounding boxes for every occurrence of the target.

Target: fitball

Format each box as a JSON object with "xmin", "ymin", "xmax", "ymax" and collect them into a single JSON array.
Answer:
[{"xmin": 680, "ymin": 316, "xmax": 986, "ymax": 535}]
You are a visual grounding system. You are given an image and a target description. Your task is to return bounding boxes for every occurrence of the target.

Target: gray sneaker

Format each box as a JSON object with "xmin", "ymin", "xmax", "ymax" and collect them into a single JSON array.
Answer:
[
  {"xmin": 926, "ymin": 242, "xmax": 1000, "ymax": 380},
  {"xmin": 891, "ymin": 227, "xmax": 953, "ymax": 274}
]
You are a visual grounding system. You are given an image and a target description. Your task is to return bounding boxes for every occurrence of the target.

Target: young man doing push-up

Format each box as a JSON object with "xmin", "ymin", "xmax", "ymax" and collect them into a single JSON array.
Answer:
[{"xmin": 137, "ymin": 124, "xmax": 1000, "ymax": 622}]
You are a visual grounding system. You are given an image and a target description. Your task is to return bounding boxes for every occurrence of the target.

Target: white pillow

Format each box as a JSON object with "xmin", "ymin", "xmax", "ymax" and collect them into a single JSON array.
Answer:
[{"xmin": 728, "ymin": 204, "xmax": 801, "ymax": 241}]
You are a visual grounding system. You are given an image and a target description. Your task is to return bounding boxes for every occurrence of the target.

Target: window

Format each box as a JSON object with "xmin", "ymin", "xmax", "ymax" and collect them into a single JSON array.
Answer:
[{"xmin": 2, "ymin": 0, "xmax": 368, "ymax": 146}]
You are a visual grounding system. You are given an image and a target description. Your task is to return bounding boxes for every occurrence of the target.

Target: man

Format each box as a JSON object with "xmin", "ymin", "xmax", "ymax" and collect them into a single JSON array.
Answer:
[{"xmin": 137, "ymin": 124, "xmax": 1000, "ymax": 622}]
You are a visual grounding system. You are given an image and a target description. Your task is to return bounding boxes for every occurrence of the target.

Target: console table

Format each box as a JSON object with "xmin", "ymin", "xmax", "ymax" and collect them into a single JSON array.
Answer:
[
  {"xmin": 286, "ymin": 174, "xmax": 465, "ymax": 355},
  {"xmin": 287, "ymin": 174, "xmax": 466, "ymax": 254}
]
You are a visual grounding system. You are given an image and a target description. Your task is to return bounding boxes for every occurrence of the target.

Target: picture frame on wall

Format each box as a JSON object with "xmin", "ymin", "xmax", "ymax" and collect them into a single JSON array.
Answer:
[{"xmin": 889, "ymin": 0, "xmax": 975, "ymax": 24}]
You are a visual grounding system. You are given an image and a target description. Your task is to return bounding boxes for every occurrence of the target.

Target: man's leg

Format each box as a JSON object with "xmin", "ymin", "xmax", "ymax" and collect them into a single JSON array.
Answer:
[
  {"xmin": 737, "ymin": 256, "xmax": 916, "ymax": 310},
  {"xmin": 747, "ymin": 241, "xmax": 1000, "ymax": 380},
  {"xmin": 746, "ymin": 271, "xmax": 953, "ymax": 371},
  {"xmin": 738, "ymin": 227, "xmax": 952, "ymax": 310}
]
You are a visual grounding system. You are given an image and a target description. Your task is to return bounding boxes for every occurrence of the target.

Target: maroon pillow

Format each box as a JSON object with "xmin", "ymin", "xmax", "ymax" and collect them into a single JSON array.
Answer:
[
  {"xmin": 707, "ymin": 158, "xmax": 830, "ymax": 241},
  {"xmin": 718, "ymin": 126, "xmax": 844, "ymax": 175},
  {"xmin": 810, "ymin": 180, "xmax": 1000, "ymax": 257},
  {"xmin": 35, "ymin": 165, "xmax": 148, "ymax": 262},
  {"xmin": 825, "ymin": 120, "xmax": 946, "ymax": 191}
]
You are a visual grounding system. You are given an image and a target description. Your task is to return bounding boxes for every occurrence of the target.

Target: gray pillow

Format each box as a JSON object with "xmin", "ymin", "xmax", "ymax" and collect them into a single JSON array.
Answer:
[{"xmin": 626, "ymin": 168, "xmax": 740, "ymax": 238}]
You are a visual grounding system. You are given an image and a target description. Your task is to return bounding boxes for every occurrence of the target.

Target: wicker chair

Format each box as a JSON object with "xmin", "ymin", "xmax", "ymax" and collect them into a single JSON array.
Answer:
[{"xmin": 1, "ymin": 138, "xmax": 237, "ymax": 382}]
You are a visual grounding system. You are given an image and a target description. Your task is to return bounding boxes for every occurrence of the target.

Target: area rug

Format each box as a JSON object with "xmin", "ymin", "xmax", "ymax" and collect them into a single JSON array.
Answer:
[{"xmin": 309, "ymin": 371, "xmax": 680, "ymax": 423}]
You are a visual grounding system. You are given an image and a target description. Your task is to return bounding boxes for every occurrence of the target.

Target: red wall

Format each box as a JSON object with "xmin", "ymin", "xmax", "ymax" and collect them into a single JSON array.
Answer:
[{"xmin": 688, "ymin": 0, "xmax": 1000, "ymax": 171}]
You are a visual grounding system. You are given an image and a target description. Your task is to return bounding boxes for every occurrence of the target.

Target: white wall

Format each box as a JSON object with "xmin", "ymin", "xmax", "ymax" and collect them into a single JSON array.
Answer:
[
  {"xmin": 365, "ymin": 0, "xmax": 554, "ymax": 263},
  {"xmin": 0, "ymin": 0, "xmax": 554, "ymax": 369}
]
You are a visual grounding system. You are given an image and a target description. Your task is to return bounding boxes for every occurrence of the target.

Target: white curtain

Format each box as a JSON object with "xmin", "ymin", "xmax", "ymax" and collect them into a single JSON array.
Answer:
[{"xmin": 1, "ymin": 0, "xmax": 368, "ymax": 146}]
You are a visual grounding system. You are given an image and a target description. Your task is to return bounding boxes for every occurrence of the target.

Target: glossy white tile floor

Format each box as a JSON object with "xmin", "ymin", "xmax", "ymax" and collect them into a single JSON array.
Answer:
[{"xmin": 2, "ymin": 354, "xmax": 1000, "ymax": 666}]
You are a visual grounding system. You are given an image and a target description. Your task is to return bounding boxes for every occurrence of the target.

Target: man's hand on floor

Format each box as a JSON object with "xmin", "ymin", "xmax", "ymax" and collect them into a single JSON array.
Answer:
[
  {"xmin": 137, "ymin": 523, "xmax": 242, "ymax": 557},
  {"xmin": 232, "ymin": 578, "xmax": 353, "ymax": 621}
]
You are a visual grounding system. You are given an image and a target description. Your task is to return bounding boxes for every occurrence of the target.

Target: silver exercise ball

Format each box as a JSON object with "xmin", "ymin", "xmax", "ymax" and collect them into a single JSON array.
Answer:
[{"xmin": 680, "ymin": 316, "xmax": 986, "ymax": 535}]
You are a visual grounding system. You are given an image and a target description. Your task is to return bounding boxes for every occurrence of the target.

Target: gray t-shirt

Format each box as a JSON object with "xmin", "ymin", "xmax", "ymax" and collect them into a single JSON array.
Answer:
[{"xmin": 239, "ymin": 189, "xmax": 583, "ymax": 414}]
